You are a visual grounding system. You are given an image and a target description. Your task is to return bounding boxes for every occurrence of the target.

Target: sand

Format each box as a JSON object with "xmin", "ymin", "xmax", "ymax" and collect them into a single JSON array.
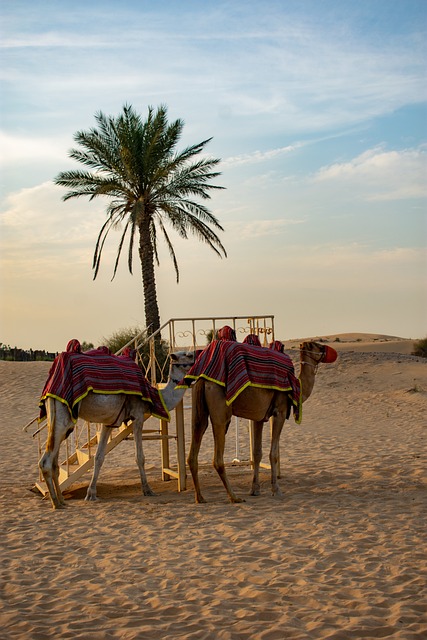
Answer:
[{"xmin": 0, "ymin": 334, "xmax": 426, "ymax": 639}]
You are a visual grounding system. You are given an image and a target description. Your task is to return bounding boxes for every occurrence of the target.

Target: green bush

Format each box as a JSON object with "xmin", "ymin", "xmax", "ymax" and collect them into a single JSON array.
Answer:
[
  {"xmin": 81, "ymin": 341, "xmax": 94, "ymax": 351},
  {"xmin": 102, "ymin": 326, "xmax": 170, "ymax": 380},
  {"xmin": 206, "ymin": 329, "xmax": 216, "ymax": 344},
  {"xmin": 101, "ymin": 326, "xmax": 144, "ymax": 354},
  {"xmin": 412, "ymin": 337, "xmax": 427, "ymax": 358}
]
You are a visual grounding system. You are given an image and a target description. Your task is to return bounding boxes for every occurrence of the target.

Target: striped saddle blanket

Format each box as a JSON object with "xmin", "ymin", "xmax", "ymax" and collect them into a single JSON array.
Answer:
[
  {"xmin": 39, "ymin": 347, "xmax": 169, "ymax": 423},
  {"xmin": 179, "ymin": 340, "xmax": 301, "ymax": 423}
]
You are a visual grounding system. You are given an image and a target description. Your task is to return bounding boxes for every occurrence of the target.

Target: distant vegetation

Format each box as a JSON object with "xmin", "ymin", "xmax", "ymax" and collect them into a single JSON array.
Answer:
[
  {"xmin": 0, "ymin": 344, "xmax": 57, "ymax": 361},
  {"xmin": 412, "ymin": 337, "xmax": 427, "ymax": 358},
  {"xmin": 0, "ymin": 340, "xmax": 94, "ymax": 361},
  {"xmin": 0, "ymin": 326, "xmax": 165, "ymax": 363}
]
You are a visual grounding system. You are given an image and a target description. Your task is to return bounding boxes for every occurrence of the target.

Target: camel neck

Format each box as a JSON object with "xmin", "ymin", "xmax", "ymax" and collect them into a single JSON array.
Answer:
[
  {"xmin": 160, "ymin": 372, "xmax": 186, "ymax": 410},
  {"xmin": 299, "ymin": 361, "xmax": 317, "ymax": 403}
]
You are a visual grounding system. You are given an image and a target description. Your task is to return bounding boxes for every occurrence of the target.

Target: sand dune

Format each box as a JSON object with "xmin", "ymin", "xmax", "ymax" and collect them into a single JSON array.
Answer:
[
  {"xmin": 283, "ymin": 333, "xmax": 417, "ymax": 354},
  {"xmin": 0, "ymin": 335, "xmax": 426, "ymax": 639}
]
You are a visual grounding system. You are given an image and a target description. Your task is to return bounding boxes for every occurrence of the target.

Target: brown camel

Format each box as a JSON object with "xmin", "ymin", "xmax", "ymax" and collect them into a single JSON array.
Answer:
[{"xmin": 187, "ymin": 341, "xmax": 337, "ymax": 503}]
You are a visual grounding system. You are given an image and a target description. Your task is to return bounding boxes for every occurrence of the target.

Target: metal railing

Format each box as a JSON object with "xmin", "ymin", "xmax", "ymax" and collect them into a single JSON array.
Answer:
[{"xmin": 118, "ymin": 315, "xmax": 275, "ymax": 385}]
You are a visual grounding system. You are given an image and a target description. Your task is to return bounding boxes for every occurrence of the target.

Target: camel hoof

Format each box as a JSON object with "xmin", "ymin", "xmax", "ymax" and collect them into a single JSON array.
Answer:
[
  {"xmin": 143, "ymin": 489, "xmax": 156, "ymax": 497},
  {"xmin": 231, "ymin": 497, "xmax": 245, "ymax": 503},
  {"xmin": 250, "ymin": 488, "xmax": 261, "ymax": 496},
  {"xmin": 195, "ymin": 496, "xmax": 207, "ymax": 504},
  {"xmin": 85, "ymin": 494, "xmax": 99, "ymax": 502}
]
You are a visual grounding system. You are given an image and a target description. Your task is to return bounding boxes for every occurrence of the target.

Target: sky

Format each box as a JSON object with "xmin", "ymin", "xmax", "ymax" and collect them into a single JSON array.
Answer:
[{"xmin": 1, "ymin": 0, "xmax": 426, "ymax": 352}]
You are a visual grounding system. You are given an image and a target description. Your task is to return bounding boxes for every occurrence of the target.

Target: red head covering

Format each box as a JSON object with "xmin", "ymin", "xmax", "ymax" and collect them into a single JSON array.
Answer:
[
  {"xmin": 243, "ymin": 334, "xmax": 261, "ymax": 347},
  {"xmin": 322, "ymin": 345, "xmax": 338, "ymax": 363},
  {"xmin": 269, "ymin": 340, "xmax": 284, "ymax": 353},
  {"xmin": 66, "ymin": 339, "xmax": 81, "ymax": 353},
  {"xmin": 217, "ymin": 326, "xmax": 237, "ymax": 341},
  {"xmin": 118, "ymin": 347, "xmax": 137, "ymax": 360}
]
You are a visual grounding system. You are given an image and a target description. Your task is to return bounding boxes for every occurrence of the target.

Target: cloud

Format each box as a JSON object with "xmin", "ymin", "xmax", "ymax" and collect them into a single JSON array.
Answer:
[
  {"xmin": 2, "ymin": 4, "xmax": 425, "ymax": 140},
  {"xmin": 0, "ymin": 132, "xmax": 70, "ymax": 165},
  {"xmin": 0, "ymin": 182, "xmax": 106, "ymax": 276},
  {"xmin": 0, "ymin": 32, "xmax": 111, "ymax": 49},
  {"xmin": 229, "ymin": 241, "xmax": 427, "ymax": 299},
  {"xmin": 221, "ymin": 143, "xmax": 303, "ymax": 168},
  {"xmin": 235, "ymin": 218, "xmax": 305, "ymax": 239},
  {"xmin": 313, "ymin": 146, "xmax": 427, "ymax": 201},
  {"xmin": 295, "ymin": 243, "xmax": 425, "ymax": 269}
]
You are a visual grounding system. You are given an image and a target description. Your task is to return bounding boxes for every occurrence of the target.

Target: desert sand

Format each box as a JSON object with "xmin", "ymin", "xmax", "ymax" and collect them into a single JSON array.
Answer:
[{"xmin": 0, "ymin": 334, "xmax": 426, "ymax": 639}]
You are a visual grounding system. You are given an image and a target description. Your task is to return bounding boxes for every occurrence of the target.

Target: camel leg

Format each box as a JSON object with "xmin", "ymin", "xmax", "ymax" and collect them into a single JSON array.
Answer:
[
  {"xmin": 85, "ymin": 425, "xmax": 111, "ymax": 501},
  {"xmin": 40, "ymin": 449, "xmax": 66, "ymax": 509},
  {"xmin": 249, "ymin": 421, "xmax": 264, "ymax": 496},
  {"xmin": 133, "ymin": 421, "xmax": 155, "ymax": 496},
  {"xmin": 269, "ymin": 417, "xmax": 285, "ymax": 496},
  {"xmin": 39, "ymin": 400, "xmax": 69, "ymax": 509},
  {"xmin": 212, "ymin": 420, "xmax": 244, "ymax": 504},
  {"xmin": 187, "ymin": 413, "xmax": 210, "ymax": 504},
  {"xmin": 51, "ymin": 457, "xmax": 66, "ymax": 507},
  {"xmin": 188, "ymin": 379, "xmax": 211, "ymax": 504}
]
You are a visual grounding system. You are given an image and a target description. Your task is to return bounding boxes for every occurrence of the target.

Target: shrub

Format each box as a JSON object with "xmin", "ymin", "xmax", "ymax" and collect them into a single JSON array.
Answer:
[
  {"xmin": 101, "ymin": 326, "xmax": 144, "ymax": 354},
  {"xmin": 102, "ymin": 326, "xmax": 170, "ymax": 381},
  {"xmin": 206, "ymin": 329, "xmax": 216, "ymax": 344},
  {"xmin": 412, "ymin": 337, "xmax": 427, "ymax": 358}
]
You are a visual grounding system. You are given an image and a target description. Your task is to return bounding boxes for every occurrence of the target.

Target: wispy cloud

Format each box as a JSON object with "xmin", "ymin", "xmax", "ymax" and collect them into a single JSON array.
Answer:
[
  {"xmin": 230, "ymin": 241, "xmax": 427, "ymax": 294},
  {"xmin": 313, "ymin": 146, "xmax": 427, "ymax": 200},
  {"xmin": 0, "ymin": 32, "xmax": 113, "ymax": 48},
  {"xmin": 2, "ymin": 3, "xmax": 425, "ymax": 137},
  {"xmin": 0, "ymin": 132, "xmax": 70, "ymax": 165},
  {"xmin": 234, "ymin": 218, "xmax": 305, "ymax": 238},
  {"xmin": 0, "ymin": 182, "xmax": 102, "ymax": 252},
  {"xmin": 222, "ymin": 144, "xmax": 303, "ymax": 168}
]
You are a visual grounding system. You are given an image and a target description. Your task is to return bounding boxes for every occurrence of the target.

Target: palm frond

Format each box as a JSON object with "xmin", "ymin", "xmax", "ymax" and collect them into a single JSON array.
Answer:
[
  {"xmin": 157, "ymin": 219, "xmax": 180, "ymax": 281},
  {"xmin": 93, "ymin": 217, "xmax": 116, "ymax": 279},
  {"xmin": 161, "ymin": 205, "xmax": 227, "ymax": 258},
  {"xmin": 111, "ymin": 218, "xmax": 132, "ymax": 280},
  {"xmin": 150, "ymin": 220, "xmax": 160, "ymax": 267},
  {"xmin": 127, "ymin": 216, "xmax": 137, "ymax": 274},
  {"xmin": 55, "ymin": 170, "xmax": 131, "ymax": 202}
]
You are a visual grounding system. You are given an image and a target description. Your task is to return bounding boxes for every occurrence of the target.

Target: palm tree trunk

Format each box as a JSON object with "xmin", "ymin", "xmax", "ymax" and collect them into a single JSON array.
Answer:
[{"xmin": 138, "ymin": 218, "xmax": 161, "ymax": 338}]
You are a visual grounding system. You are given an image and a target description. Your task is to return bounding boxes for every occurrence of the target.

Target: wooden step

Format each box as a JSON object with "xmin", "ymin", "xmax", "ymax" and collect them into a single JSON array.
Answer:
[{"xmin": 76, "ymin": 449, "xmax": 91, "ymax": 465}]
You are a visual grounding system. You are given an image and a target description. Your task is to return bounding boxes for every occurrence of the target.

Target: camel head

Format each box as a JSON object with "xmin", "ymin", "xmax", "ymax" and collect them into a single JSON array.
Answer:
[
  {"xmin": 300, "ymin": 341, "xmax": 338, "ymax": 365},
  {"xmin": 169, "ymin": 350, "xmax": 195, "ymax": 384},
  {"xmin": 170, "ymin": 350, "xmax": 195, "ymax": 365}
]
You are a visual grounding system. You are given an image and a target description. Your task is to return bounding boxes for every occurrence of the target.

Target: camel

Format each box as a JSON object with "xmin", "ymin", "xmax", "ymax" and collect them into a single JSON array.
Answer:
[
  {"xmin": 39, "ymin": 351, "xmax": 194, "ymax": 509},
  {"xmin": 187, "ymin": 341, "xmax": 337, "ymax": 503}
]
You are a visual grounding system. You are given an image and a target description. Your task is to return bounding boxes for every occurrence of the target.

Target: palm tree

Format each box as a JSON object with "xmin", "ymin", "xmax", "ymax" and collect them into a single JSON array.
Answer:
[{"xmin": 54, "ymin": 104, "xmax": 226, "ymax": 337}]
